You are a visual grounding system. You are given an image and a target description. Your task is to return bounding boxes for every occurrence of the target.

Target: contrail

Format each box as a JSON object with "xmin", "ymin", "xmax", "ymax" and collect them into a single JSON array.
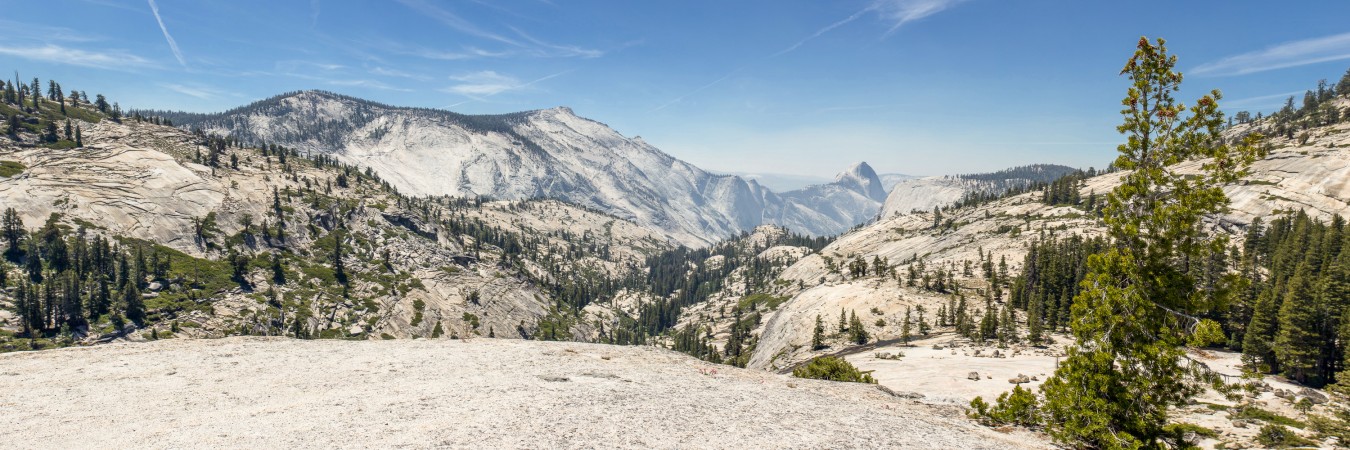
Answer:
[{"xmin": 147, "ymin": 0, "xmax": 186, "ymax": 67}]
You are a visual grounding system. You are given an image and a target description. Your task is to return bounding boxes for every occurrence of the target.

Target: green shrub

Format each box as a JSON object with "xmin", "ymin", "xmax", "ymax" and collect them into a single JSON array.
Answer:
[
  {"xmin": 969, "ymin": 386, "xmax": 1040, "ymax": 427},
  {"xmin": 1161, "ymin": 422, "xmax": 1218, "ymax": 448},
  {"xmin": 0, "ymin": 160, "xmax": 26, "ymax": 177},
  {"xmin": 1233, "ymin": 406, "xmax": 1306, "ymax": 429},
  {"xmin": 1255, "ymin": 424, "xmax": 1314, "ymax": 448},
  {"xmin": 735, "ymin": 293, "xmax": 787, "ymax": 312},
  {"xmin": 410, "ymin": 299, "xmax": 425, "ymax": 327},
  {"xmin": 791, "ymin": 356, "xmax": 876, "ymax": 384},
  {"xmin": 462, "ymin": 312, "xmax": 481, "ymax": 329},
  {"xmin": 1188, "ymin": 319, "xmax": 1226, "ymax": 347}
]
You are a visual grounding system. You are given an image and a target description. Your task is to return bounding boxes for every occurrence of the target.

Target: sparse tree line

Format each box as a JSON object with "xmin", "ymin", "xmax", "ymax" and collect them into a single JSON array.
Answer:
[
  {"xmin": 1229, "ymin": 66, "xmax": 1350, "ymax": 141},
  {"xmin": 2, "ymin": 72, "xmax": 98, "ymax": 148}
]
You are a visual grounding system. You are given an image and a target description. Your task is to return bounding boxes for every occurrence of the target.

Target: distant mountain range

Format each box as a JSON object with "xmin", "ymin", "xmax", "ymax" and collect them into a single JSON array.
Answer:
[
  {"xmin": 718, "ymin": 171, "xmax": 917, "ymax": 193},
  {"xmin": 153, "ymin": 91, "xmax": 892, "ymax": 245}
]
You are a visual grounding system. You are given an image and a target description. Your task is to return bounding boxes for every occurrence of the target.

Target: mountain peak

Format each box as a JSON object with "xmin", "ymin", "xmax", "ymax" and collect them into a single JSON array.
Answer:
[
  {"xmin": 838, "ymin": 162, "xmax": 877, "ymax": 181},
  {"xmin": 833, "ymin": 162, "xmax": 887, "ymax": 202}
]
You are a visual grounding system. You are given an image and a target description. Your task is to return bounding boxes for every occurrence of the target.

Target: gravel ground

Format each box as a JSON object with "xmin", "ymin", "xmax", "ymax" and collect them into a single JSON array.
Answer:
[{"xmin": 0, "ymin": 337, "xmax": 1046, "ymax": 449}]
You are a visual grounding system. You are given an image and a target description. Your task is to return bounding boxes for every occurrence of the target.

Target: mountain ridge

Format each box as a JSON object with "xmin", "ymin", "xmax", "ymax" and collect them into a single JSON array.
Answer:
[{"xmin": 148, "ymin": 90, "xmax": 890, "ymax": 246}]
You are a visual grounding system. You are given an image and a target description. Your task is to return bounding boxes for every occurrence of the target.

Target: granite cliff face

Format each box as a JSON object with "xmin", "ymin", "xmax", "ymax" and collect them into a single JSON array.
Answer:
[{"xmin": 166, "ymin": 91, "xmax": 887, "ymax": 246}]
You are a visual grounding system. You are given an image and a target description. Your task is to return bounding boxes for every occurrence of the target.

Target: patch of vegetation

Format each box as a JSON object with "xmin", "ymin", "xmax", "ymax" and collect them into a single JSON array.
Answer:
[
  {"xmin": 734, "ymin": 293, "xmax": 787, "ymax": 312},
  {"xmin": 1161, "ymin": 422, "xmax": 1218, "ymax": 447},
  {"xmin": 969, "ymin": 386, "xmax": 1040, "ymax": 427},
  {"xmin": 461, "ymin": 312, "xmax": 480, "ymax": 329},
  {"xmin": 791, "ymin": 356, "xmax": 876, "ymax": 384},
  {"xmin": 40, "ymin": 140, "xmax": 78, "ymax": 150},
  {"xmin": 1232, "ymin": 406, "xmax": 1306, "ymax": 429},
  {"xmin": 1255, "ymin": 424, "xmax": 1315, "ymax": 448},
  {"xmin": 0, "ymin": 160, "xmax": 25, "ymax": 177},
  {"xmin": 410, "ymin": 299, "xmax": 425, "ymax": 327}
]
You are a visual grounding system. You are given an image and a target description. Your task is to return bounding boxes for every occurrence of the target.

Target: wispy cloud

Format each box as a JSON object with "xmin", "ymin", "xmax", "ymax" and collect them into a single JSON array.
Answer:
[
  {"xmin": 652, "ymin": 68, "xmax": 745, "ymax": 112},
  {"xmin": 147, "ymin": 0, "xmax": 186, "ymax": 67},
  {"xmin": 395, "ymin": 0, "xmax": 523, "ymax": 47},
  {"xmin": 275, "ymin": 60, "xmax": 345, "ymax": 72},
  {"xmin": 442, "ymin": 70, "xmax": 569, "ymax": 98},
  {"xmin": 668, "ymin": 1, "xmax": 965, "ymax": 113},
  {"xmin": 0, "ymin": 20, "xmax": 102, "ymax": 42},
  {"xmin": 1223, "ymin": 91, "xmax": 1305, "ymax": 110},
  {"xmin": 872, "ymin": 0, "xmax": 970, "ymax": 35},
  {"xmin": 1193, "ymin": 32, "xmax": 1350, "ymax": 76},
  {"xmin": 82, "ymin": 0, "xmax": 144, "ymax": 13},
  {"xmin": 775, "ymin": 9, "xmax": 871, "ymax": 57},
  {"xmin": 414, "ymin": 46, "xmax": 511, "ymax": 61},
  {"xmin": 0, "ymin": 44, "xmax": 154, "ymax": 70},
  {"xmin": 310, "ymin": 0, "xmax": 321, "ymax": 28},
  {"xmin": 776, "ymin": 0, "xmax": 969, "ymax": 56},
  {"xmin": 161, "ymin": 83, "xmax": 223, "ymax": 100},
  {"xmin": 328, "ymin": 78, "xmax": 413, "ymax": 92},
  {"xmin": 509, "ymin": 26, "xmax": 604, "ymax": 58},
  {"xmin": 395, "ymin": 0, "xmax": 603, "ymax": 59},
  {"xmin": 370, "ymin": 66, "xmax": 430, "ymax": 81},
  {"xmin": 815, "ymin": 104, "xmax": 893, "ymax": 114}
]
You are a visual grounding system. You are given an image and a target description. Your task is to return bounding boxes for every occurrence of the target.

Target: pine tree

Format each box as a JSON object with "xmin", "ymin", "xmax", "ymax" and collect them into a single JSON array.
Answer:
[
  {"xmin": 848, "ymin": 310, "xmax": 868, "ymax": 345},
  {"xmin": 999, "ymin": 303, "xmax": 1016, "ymax": 346},
  {"xmin": 332, "ymin": 232, "xmax": 347, "ymax": 284},
  {"xmin": 901, "ymin": 306, "xmax": 913, "ymax": 344},
  {"xmin": 838, "ymin": 307, "xmax": 847, "ymax": 334},
  {"xmin": 1039, "ymin": 37, "xmax": 1264, "ymax": 448},
  {"xmin": 271, "ymin": 252, "xmax": 286, "ymax": 285},
  {"xmin": 123, "ymin": 276, "xmax": 144, "ymax": 326},
  {"xmin": 74, "ymin": 125, "xmax": 82, "ymax": 147},
  {"xmin": 2, "ymin": 207, "xmax": 23, "ymax": 259},
  {"xmin": 917, "ymin": 305, "xmax": 930, "ymax": 335},
  {"xmin": 1026, "ymin": 293, "xmax": 1044, "ymax": 345},
  {"xmin": 1275, "ymin": 265, "xmax": 1322, "ymax": 384},
  {"xmin": 812, "ymin": 314, "xmax": 826, "ymax": 350}
]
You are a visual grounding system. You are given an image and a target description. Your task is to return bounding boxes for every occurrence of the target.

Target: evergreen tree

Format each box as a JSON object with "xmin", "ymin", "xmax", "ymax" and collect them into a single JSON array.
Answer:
[
  {"xmin": 1275, "ymin": 265, "xmax": 1322, "ymax": 384},
  {"xmin": 332, "ymin": 232, "xmax": 347, "ymax": 284},
  {"xmin": 123, "ymin": 276, "xmax": 144, "ymax": 326},
  {"xmin": 5, "ymin": 114, "xmax": 18, "ymax": 138},
  {"xmin": 901, "ymin": 306, "xmax": 913, "ymax": 344},
  {"xmin": 271, "ymin": 252, "xmax": 286, "ymax": 285},
  {"xmin": 917, "ymin": 305, "xmax": 930, "ymax": 335},
  {"xmin": 811, "ymin": 314, "xmax": 826, "ymax": 350},
  {"xmin": 2, "ymin": 207, "xmax": 23, "ymax": 259},
  {"xmin": 838, "ymin": 307, "xmax": 847, "ymax": 334},
  {"xmin": 848, "ymin": 310, "xmax": 868, "ymax": 345},
  {"xmin": 1039, "ymin": 38, "xmax": 1264, "ymax": 448},
  {"xmin": 999, "ymin": 303, "xmax": 1016, "ymax": 346}
]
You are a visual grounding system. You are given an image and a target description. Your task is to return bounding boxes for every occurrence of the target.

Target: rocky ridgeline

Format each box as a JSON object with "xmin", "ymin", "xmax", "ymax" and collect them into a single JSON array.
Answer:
[
  {"xmin": 161, "ymin": 91, "xmax": 892, "ymax": 246},
  {"xmin": 0, "ymin": 112, "xmax": 673, "ymax": 348}
]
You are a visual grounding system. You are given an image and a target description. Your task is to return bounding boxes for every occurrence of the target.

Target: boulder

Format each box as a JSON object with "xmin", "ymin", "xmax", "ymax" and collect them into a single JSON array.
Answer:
[
  {"xmin": 967, "ymin": 371, "xmax": 981, "ymax": 381},
  {"xmin": 1008, "ymin": 374, "xmax": 1031, "ymax": 384},
  {"xmin": 1299, "ymin": 387, "xmax": 1329, "ymax": 405}
]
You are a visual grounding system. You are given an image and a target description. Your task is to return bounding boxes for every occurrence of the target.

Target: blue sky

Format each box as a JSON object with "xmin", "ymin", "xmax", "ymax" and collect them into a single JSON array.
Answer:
[{"xmin": 4, "ymin": 1, "xmax": 1350, "ymax": 177}]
